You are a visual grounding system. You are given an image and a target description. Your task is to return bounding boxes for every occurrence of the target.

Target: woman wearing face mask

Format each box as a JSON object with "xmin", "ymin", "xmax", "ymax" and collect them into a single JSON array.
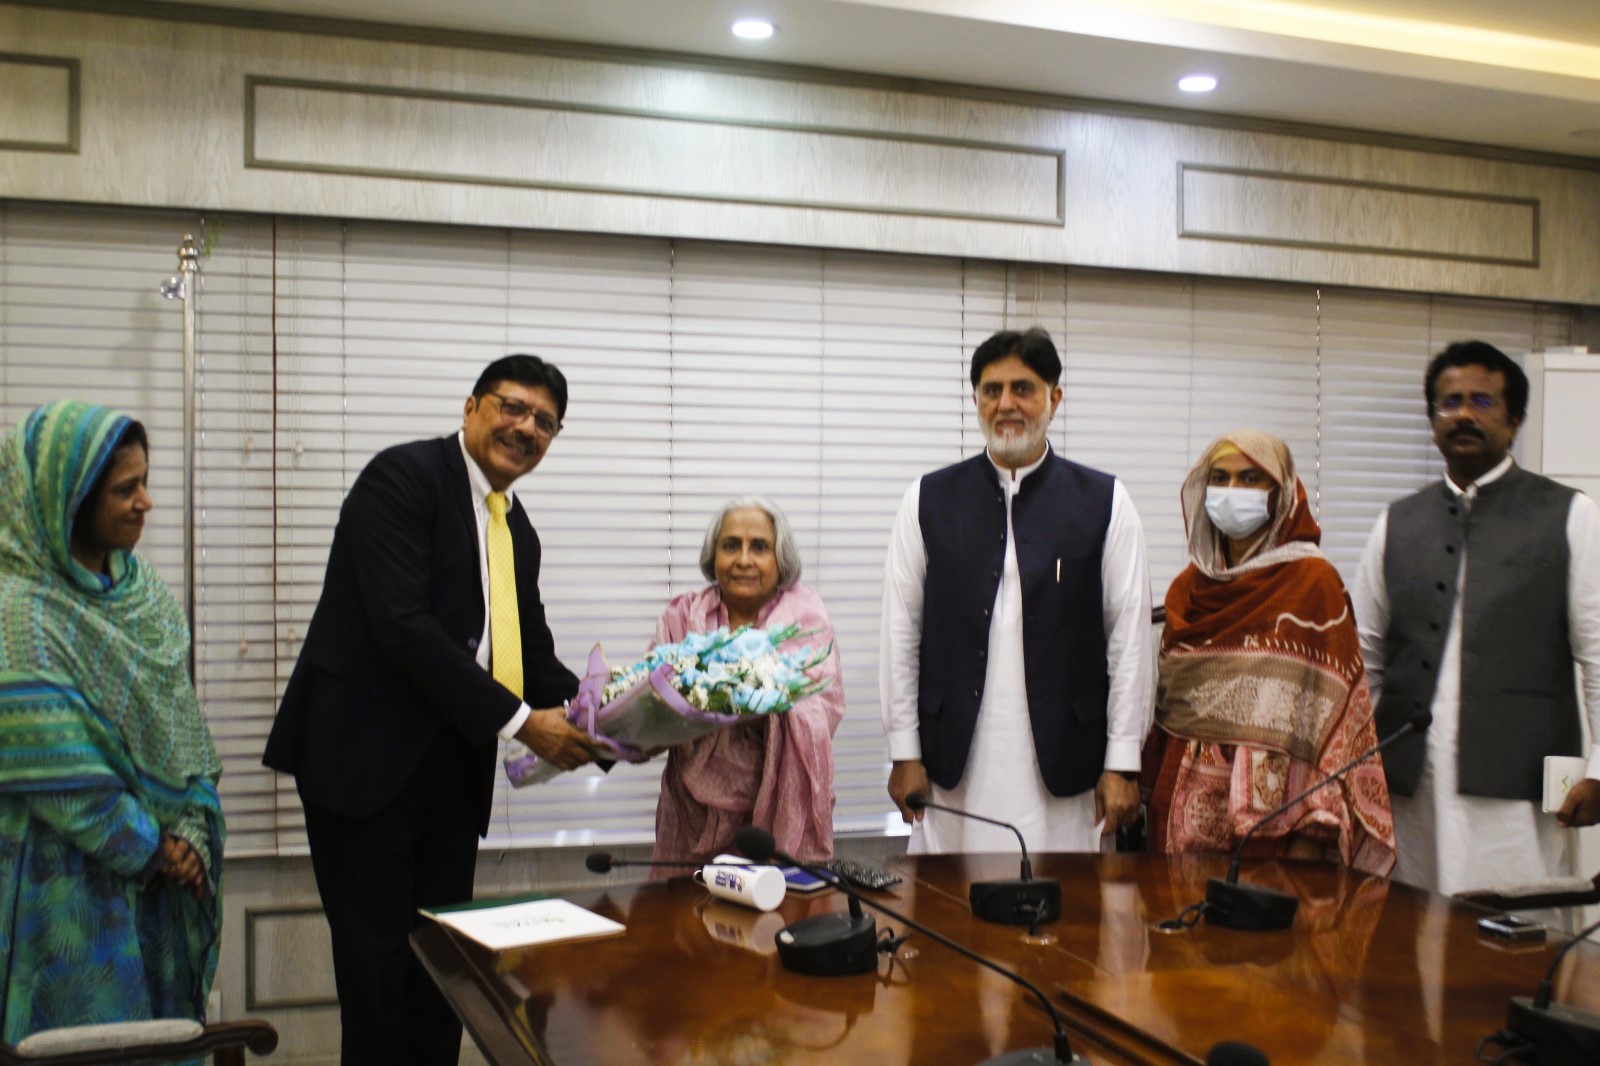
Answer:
[{"xmin": 1142, "ymin": 431, "xmax": 1394, "ymax": 874}]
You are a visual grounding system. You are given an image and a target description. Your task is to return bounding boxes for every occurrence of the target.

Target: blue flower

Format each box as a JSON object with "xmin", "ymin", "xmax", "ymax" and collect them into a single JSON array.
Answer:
[
  {"xmin": 730, "ymin": 683, "xmax": 783, "ymax": 714},
  {"xmin": 596, "ymin": 622, "xmax": 828, "ymax": 721},
  {"xmin": 673, "ymin": 632, "xmax": 709, "ymax": 658},
  {"xmin": 723, "ymin": 628, "xmax": 775, "ymax": 662}
]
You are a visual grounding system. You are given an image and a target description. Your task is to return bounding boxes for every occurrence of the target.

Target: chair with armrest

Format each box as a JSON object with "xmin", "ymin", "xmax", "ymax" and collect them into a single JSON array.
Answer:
[{"xmin": 0, "ymin": 1018, "xmax": 278, "ymax": 1066}]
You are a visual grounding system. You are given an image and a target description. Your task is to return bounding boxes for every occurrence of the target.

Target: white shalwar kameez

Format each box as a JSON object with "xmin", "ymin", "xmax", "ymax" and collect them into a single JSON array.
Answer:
[
  {"xmin": 1351, "ymin": 458, "xmax": 1600, "ymax": 896},
  {"xmin": 880, "ymin": 448, "xmax": 1153, "ymax": 854}
]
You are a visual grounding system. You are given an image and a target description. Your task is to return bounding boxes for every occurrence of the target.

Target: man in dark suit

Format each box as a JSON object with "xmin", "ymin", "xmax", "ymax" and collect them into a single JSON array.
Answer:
[{"xmin": 264, "ymin": 354, "xmax": 598, "ymax": 1066}]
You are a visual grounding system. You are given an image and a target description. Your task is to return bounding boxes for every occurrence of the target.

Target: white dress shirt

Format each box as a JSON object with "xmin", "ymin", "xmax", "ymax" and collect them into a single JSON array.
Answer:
[
  {"xmin": 458, "ymin": 432, "xmax": 532, "ymax": 740},
  {"xmin": 880, "ymin": 447, "xmax": 1154, "ymax": 852},
  {"xmin": 1350, "ymin": 457, "xmax": 1600, "ymax": 893}
]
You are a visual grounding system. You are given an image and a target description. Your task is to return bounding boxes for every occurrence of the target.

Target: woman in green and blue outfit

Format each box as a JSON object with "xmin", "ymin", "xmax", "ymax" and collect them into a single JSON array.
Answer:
[{"xmin": 0, "ymin": 400, "xmax": 223, "ymax": 1041}]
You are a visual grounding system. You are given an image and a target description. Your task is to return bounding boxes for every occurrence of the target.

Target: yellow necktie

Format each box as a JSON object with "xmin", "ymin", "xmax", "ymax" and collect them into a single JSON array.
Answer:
[{"xmin": 486, "ymin": 491, "xmax": 523, "ymax": 699}]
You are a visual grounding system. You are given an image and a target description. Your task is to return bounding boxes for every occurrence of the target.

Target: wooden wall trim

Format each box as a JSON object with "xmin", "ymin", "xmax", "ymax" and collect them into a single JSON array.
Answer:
[
  {"xmin": 1177, "ymin": 164, "xmax": 1540, "ymax": 267},
  {"xmin": 1, "ymin": 3, "xmax": 1596, "ymax": 305},
  {"xmin": 245, "ymin": 76, "xmax": 1066, "ymax": 225},
  {"xmin": 0, "ymin": 52, "xmax": 77, "ymax": 153},
  {"xmin": 16, "ymin": 0, "xmax": 1600, "ymax": 174}
]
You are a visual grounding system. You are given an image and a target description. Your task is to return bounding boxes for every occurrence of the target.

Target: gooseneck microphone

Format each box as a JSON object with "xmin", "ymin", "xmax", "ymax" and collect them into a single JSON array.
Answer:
[
  {"xmin": 905, "ymin": 792, "xmax": 1040, "ymax": 878},
  {"xmin": 905, "ymin": 792, "xmax": 1062, "ymax": 926},
  {"xmin": 680, "ymin": 835, "xmax": 877, "ymax": 976},
  {"xmin": 1179, "ymin": 710, "xmax": 1431, "ymax": 932},
  {"xmin": 772, "ymin": 882, "xmax": 878, "ymax": 977},
  {"xmin": 735, "ymin": 826, "xmax": 1088, "ymax": 1065},
  {"xmin": 1500, "ymin": 914, "xmax": 1600, "ymax": 1063},
  {"xmin": 1533, "ymin": 916, "xmax": 1600, "ymax": 1011}
]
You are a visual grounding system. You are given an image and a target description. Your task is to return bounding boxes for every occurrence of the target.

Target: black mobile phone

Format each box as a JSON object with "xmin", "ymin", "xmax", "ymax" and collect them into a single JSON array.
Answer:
[{"xmin": 1477, "ymin": 914, "xmax": 1547, "ymax": 942}]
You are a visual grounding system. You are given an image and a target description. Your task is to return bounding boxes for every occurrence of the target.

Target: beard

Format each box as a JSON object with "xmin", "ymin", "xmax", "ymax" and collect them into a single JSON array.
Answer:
[{"xmin": 982, "ymin": 412, "xmax": 1050, "ymax": 468}]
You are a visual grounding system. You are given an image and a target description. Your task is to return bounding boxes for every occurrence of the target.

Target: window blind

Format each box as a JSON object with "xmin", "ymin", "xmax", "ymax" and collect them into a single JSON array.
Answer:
[
  {"xmin": 191, "ymin": 214, "xmax": 279, "ymax": 854},
  {"xmin": 0, "ymin": 203, "xmax": 188, "ymax": 584},
  {"xmin": 0, "ymin": 199, "xmax": 1576, "ymax": 857}
]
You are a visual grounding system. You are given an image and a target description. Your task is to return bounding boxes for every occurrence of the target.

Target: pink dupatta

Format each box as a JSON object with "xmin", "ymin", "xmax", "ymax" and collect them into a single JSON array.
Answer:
[{"xmin": 650, "ymin": 583, "xmax": 845, "ymax": 864}]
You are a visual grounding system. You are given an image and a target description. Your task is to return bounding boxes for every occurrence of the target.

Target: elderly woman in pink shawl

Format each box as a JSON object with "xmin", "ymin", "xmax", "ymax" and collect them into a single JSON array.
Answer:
[{"xmin": 652, "ymin": 497, "xmax": 846, "ymax": 865}]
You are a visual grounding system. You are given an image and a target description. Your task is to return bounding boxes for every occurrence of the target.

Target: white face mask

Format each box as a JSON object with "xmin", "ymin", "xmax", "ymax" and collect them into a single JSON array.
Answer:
[{"xmin": 1205, "ymin": 486, "xmax": 1271, "ymax": 539}]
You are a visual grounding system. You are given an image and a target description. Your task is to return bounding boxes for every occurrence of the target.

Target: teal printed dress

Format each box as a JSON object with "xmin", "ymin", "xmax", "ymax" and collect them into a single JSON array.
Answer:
[{"xmin": 0, "ymin": 401, "xmax": 223, "ymax": 1041}]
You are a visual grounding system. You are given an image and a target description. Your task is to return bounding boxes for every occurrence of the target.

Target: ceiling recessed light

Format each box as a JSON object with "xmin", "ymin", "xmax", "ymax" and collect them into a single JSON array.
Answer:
[
  {"xmin": 731, "ymin": 19, "xmax": 775, "ymax": 39},
  {"xmin": 1178, "ymin": 74, "xmax": 1218, "ymax": 93}
]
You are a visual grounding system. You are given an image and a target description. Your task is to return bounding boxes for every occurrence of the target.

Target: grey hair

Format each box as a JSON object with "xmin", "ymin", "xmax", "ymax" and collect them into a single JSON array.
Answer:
[{"xmin": 699, "ymin": 496, "xmax": 803, "ymax": 590}]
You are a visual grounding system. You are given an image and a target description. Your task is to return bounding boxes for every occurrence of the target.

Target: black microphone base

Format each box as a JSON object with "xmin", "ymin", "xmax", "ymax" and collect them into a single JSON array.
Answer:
[
  {"xmin": 1508, "ymin": 995, "xmax": 1600, "ymax": 1066},
  {"xmin": 978, "ymin": 1048, "xmax": 1085, "ymax": 1064},
  {"xmin": 774, "ymin": 911, "xmax": 878, "ymax": 976},
  {"xmin": 1204, "ymin": 877, "xmax": 1298, "ymax": 931},
  {"xmin": 970, "ymin": 878, "xmax": 1062, "ymax": 925}
]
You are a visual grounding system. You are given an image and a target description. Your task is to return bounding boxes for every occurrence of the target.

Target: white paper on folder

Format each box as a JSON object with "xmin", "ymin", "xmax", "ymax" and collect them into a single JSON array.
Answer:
[
  {"xmin": 430, "ymin": 898, "xmax": 624, "ymax": 950},
  {"xmin": 1544, "ymin": 755, "xmax": 1590, "ymax": 813}
]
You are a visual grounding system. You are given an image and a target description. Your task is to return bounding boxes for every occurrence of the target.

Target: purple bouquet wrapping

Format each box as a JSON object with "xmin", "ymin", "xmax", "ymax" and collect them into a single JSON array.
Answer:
[{"xmin": 504, "ymin": 623, "xmax": 830, "ymax": 788}]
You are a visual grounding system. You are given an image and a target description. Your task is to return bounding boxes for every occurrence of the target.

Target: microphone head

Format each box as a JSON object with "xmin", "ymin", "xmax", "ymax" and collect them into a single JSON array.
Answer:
[
  {"xmin": 1410, "ymin": 710, "xmax": 1433, "ymax": 731},
  {"xmin": 1206, "ymin": 1040, "xmax": 1271, "ymax": 1066},
  {"xmin": 584, "ymin": 851, "xmax": 613, "ymax": 874},
  {"xmin": 904, "ymin": 791, "xmax": 928, "ymax": 812},
  {"xmin": 734, "ymin": 825, "xmax": 777, "ymax": 863}
]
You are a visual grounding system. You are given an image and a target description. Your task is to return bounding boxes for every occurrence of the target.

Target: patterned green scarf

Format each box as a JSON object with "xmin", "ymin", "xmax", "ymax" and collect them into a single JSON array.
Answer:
[{"xmin": 0, "ymin": 401, "xmax": 221, "ymax": 856}]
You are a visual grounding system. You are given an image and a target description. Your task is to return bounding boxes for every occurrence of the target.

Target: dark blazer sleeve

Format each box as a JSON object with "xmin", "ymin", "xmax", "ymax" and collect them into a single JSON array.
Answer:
[
  {"xmin": 330, "ymin": 442, "xmax": 520, "ymax": 746},
  {"xmin": 266, "ymin": 438, "xmax": 587, "ymax": 816}
]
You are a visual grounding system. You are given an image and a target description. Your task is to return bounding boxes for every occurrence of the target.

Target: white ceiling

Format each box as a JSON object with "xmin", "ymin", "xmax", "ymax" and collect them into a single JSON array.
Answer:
[{"xmin": 158, "ymin": 0, "xmax": 1600, "ymax": 160}]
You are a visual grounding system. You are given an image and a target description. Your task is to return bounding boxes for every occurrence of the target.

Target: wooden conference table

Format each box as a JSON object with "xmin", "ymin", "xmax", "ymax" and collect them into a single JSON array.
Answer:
[{"xmin": 411, "ymin": 852, "xmax": 1600, "ymax": 1065}]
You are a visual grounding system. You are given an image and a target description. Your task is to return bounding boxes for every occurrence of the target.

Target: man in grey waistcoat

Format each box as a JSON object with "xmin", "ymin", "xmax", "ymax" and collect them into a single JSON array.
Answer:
[{"xmin": 1350, "ymin": 340, "xmax": 1600, "ymax": 895}]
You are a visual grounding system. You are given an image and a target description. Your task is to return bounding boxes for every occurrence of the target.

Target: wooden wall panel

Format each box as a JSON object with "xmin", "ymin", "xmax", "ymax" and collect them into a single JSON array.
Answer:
[
  {"xmin": 0, "ymin": 53, "xmax": 75, "ymax": 150},
  {"xmin": 1178, "ymin": 164, "xmax": 1538, "ymax": 266},
  {"xmin": 245, "ymin": 906, "xmax": 337, "ymax": 1010},
  {"xmin": 0, "ymin": 3, "xmax": 1596, "ymax": 304},
  {"xmin": 246, "ymin": 78, "xmax": 1064, "ymax": 224}
]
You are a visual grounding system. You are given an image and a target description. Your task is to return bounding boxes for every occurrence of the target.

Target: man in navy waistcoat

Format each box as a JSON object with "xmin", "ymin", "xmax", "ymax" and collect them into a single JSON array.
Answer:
[{"xmin": 879, "ymin": 327, "xmax": 1153, "ymax": 853}]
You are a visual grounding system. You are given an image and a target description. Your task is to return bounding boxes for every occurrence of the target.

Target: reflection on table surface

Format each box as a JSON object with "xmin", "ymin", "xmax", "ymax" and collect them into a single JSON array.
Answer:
[{"xmin": 412, "ymin": 853, "xmax": 1600, "ymax": 1066}]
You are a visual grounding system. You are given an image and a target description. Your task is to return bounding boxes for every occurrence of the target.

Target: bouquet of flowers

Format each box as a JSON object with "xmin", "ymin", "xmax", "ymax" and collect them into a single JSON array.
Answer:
[{"xmin": 504, "ymin": 623, "xmax": 832, "ymax": 787}]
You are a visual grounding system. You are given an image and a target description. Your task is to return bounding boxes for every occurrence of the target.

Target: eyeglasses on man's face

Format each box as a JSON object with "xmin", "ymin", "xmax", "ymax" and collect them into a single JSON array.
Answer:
[
  {"xmin": 486, "ymin": 392, "xmax": 562, "ymax": 438},
  {"xmin": 1432, "ymin": 392, "xmax": 1502, "ymax": 416}
]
